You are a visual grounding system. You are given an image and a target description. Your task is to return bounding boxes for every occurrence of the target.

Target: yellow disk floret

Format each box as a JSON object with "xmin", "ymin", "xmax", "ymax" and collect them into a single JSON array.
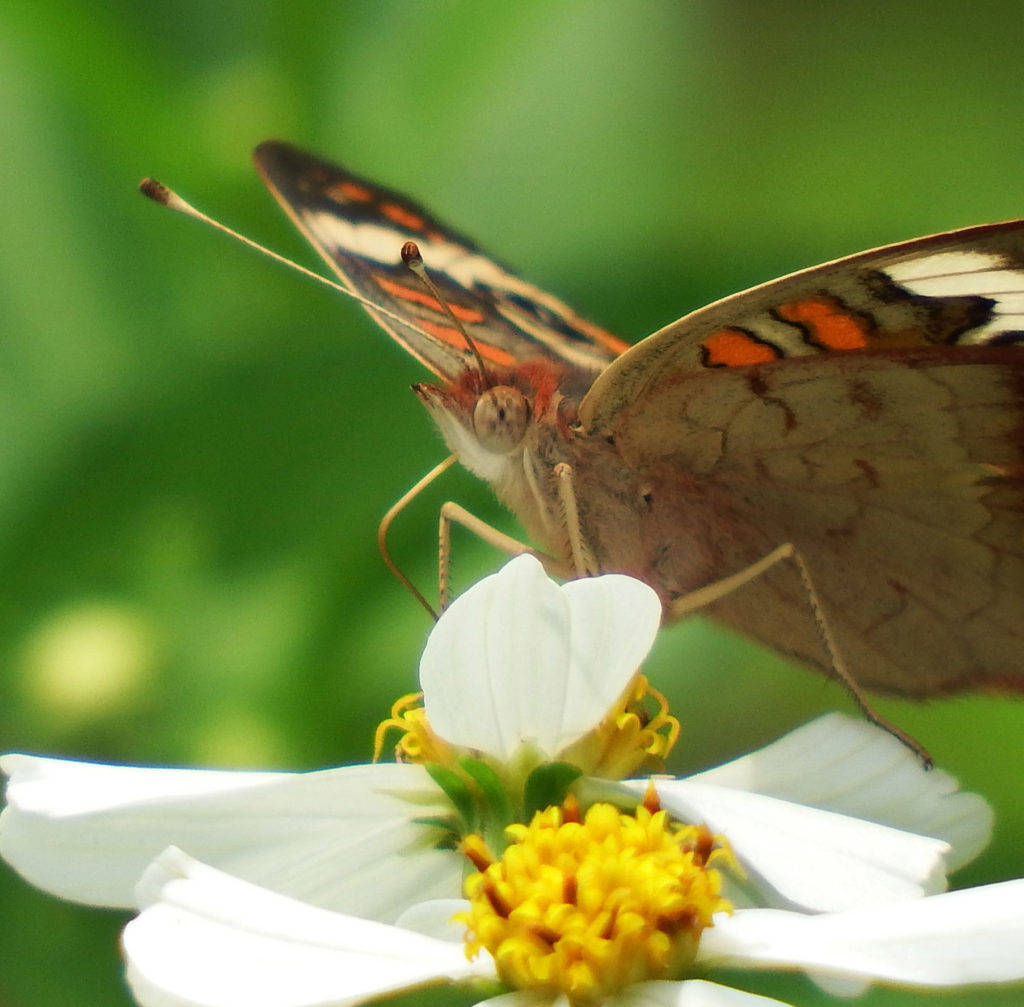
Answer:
[{"xmin": 458, "ymin": 798, "xmax": 732, "ymax": 1006}]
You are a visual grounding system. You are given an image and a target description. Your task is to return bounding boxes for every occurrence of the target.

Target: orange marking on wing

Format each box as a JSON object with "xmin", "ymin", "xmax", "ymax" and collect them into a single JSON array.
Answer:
[
  {"xmin": 381, "ymin": 202, "xmax": 426, "ymax": 231},
  {"xmin": 419, "ymin": 320, "xmax": 516, "ymax": 367},
  {"xmin": 376, "ymin": 276, "xmax": 486, "ymax": 323},
  {"xmin": 702, "ymin": 328, "xmax": 779, "ymax": 367},
  {"xmin": 325, "ymin": 179, "xmax": 373, "ymax": 203},
  {"xmin": 776, "ymin": 297, "xmax": 871, "ymax": 351}
]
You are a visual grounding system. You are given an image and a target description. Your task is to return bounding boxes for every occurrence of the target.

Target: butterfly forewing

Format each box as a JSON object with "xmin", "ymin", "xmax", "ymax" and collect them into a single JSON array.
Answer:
[
  {"xmin": 254, "ymin": 141, "xmax": 623, "ymax": 392},
  {"xmin": 582, "ymin": 219, "xmax": 1024, "ymax": 430}
]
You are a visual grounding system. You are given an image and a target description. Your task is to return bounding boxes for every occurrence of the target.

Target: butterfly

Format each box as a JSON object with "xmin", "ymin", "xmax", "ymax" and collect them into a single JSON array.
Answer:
[{"xmin": 251, "ymin": 140, "xmax": 1024, "ymax": 699}]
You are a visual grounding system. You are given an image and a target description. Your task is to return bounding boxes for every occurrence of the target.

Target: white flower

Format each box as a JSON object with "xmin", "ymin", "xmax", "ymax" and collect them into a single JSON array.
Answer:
[
  {"xmin": 1, "ymin": 555, "xmax": 991, "ymax": 927},
  {"xmin": 121, "ymin": 844, "xmax": 1024, "ymax": 1007}
]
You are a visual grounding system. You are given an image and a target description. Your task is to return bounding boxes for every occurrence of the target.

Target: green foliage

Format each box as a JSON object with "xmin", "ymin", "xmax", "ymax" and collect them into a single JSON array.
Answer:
[{"xmin": 2, "ymin": 2, "xmax": 1024, "ymax": 1005}]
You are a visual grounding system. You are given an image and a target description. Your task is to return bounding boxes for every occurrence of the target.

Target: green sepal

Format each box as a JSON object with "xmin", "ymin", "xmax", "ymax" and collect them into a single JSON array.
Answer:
[
  {"xmin": 524, "ymin": 762, "xmax": 583, "ymax": 820},
  {"xmin": 467, "ymin": 978, "xmax": 507, "ymax": 1001},
  {"xmin": 459, "ymin": 757, "xmax": 513, "ymax": 825},
  {"xmin": 411, "ymin": 814, "xmax": 457, "ymax": 829},
  {"xmin": 411, "ymin": 816, "xmax": 461, "ymax": 850},
  {"xmin": 425, "ymin": 763, "xmax": 476, "ymax": 831}
]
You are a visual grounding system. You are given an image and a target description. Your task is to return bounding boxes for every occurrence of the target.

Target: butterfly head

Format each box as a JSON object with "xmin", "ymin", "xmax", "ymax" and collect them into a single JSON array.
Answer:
[
  {"xmin": 413, "ymin": 359, "xmax": 571, "ymax": 484},
  {"xmin": 471, "ymin": 385, "xmax": 532, "ymax": 453}
]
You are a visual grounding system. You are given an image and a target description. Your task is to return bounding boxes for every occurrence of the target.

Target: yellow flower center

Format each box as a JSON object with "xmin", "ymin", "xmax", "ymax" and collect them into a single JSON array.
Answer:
[{"xmin": 457, "ymin": 797, "xmax": 732, "ymax": 1006}]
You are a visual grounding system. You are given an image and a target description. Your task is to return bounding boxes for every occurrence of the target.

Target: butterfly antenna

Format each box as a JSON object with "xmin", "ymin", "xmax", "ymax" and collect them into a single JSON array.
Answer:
[
  {"xmin": 377, "ymin": 454, "xmax": 459, "ymax": 621},
  {"xmin": 401, "ymin": 241, "xmax": 493, "ymax": 385},
  {"xmin": 138, "ymin": 178, "xmax": 446, "ymax": 339}
]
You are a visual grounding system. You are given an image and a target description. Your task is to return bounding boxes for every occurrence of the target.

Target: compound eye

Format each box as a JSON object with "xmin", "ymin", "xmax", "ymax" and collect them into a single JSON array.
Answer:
[{"xmin": 473, "ymin": 386, "xmax": 531, "ymax": 454}]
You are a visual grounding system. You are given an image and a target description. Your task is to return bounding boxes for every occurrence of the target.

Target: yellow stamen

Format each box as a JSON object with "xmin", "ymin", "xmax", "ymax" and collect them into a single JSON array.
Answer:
[
  {"xmin": 559, "ymin": 674, "xmax": 680, "ymax": 779},
  {"xmin": 373, "ymin": 674, "xmax": 678, "ymax": 781},
  {"xmin": 373, "ymin": 692, "xmax": 453, "ymax": 764},
  {"xmin": 457, "ymin": 799, "xmax": 732, "ymax": 1006}
]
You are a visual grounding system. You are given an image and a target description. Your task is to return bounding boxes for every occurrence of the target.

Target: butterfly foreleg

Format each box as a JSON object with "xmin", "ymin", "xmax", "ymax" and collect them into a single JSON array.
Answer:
[
  {"xmin": 553, "ymin": 462, "xmax": 599, "ymax": 578},
  {"xmin": 378, "ymin": 455, "xmax": 461, "ymax": 621},
  {"xmin": 667, "ymin": 543, "xmax": 932, "ymax": 766},
  {"xmin": 438, "ymin": 501, "xmax": 572, "ymax": 610}
]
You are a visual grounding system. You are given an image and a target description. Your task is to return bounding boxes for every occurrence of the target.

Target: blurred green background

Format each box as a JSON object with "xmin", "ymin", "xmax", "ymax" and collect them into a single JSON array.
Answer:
[{"xmin": 2, "ymin": 1, "xmax": 1023, "ymax": 1004}]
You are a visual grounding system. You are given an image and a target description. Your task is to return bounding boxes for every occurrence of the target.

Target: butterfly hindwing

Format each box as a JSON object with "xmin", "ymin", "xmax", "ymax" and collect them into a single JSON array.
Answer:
[{"xmin": 254, "ymin": 141, "xmax": 623, "ymax": 392}]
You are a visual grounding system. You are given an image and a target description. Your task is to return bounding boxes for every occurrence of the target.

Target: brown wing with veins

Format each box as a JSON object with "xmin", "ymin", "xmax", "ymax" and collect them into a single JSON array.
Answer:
[
  {"xmin": 609, "ymin": 345, "xmax": 1024, "ymax": 696},
  {"xmin": 584, "ymin": 220, "xmax": 1024, "ymax": 696}
]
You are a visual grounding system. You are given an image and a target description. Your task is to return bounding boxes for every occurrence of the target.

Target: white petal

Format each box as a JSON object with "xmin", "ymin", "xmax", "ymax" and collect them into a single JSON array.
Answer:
[
  {"xmin": 421, "ymin": 555, "xmax": 660, "ymax": 761},
  {"xmin": 690, "ymin": 713, "xmax": 991, "ymax": 869},
  {"xmin": 125, "ymin": 849, "xmax": 479, "ymax": 1007},
  {"xmin": 1, "ymin": 755, "xmax": 460, "ymax": 920},
  {"xmin": 1, "ymin": 752, "xmax": 285, "ymax": 814},
  {"xmin": 628, "ymin": 779, "xmax": 948, "ymax": 912},
  {"xmin": 556, "ymin": 573, "xmax": 663, "ymax": 748},
  {"xmin": 421, "ymin": 555, "xmax": 565, "ymax": 760},
  {"xmin": 617, "ymin": 979, "xmax": 793, "ymax": 1007},
  {"xmin": 394, "ymin": 899, "xmax": 469, "ymax": 942},
  {"xmin": 699, "ymin": 879, "xmax": 1024, "ymax": 987}
]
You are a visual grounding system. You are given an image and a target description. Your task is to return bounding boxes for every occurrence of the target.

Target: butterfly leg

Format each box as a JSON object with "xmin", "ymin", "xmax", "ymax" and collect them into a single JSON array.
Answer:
[
  {"xmin": 665, "ymin": 544, "xmax": 797, "ymax": 618},
  {"xmin": 438, "ymin": 501, "xmax": 572, "ymax": 610},
  {"xmin": 553, "ymin": 462, "xmax": 599, "ymax": 578},
  {"xmin": 378, "ymin": 455, "xmax": 465, "ymax": 620},
  {"xmin": 666, "ymin": 543, "xmax": 932, "ymax": 766},
  {"xmin": 378, "ymin": 456, "xmax": 570, "ymax": 614}
]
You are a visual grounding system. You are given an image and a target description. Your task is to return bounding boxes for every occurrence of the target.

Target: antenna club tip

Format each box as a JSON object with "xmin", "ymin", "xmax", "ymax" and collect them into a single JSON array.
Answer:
[
  {"xmin": 139, "ymin": 177, "xmax": 171, "ymax": 205},
  {"xmin": 401, "ymin": 240, "xmax": 423, "ymax": 265}
]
